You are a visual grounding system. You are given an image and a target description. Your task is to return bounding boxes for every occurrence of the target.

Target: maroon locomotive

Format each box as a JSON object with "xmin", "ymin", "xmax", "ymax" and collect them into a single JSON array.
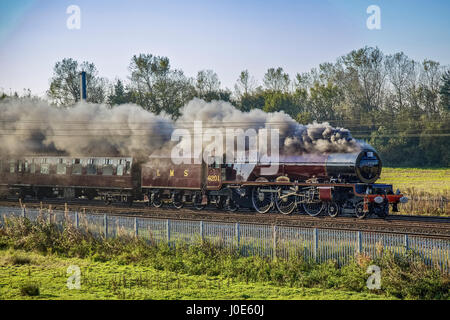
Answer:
[
  {"xmin": 0, "ymin": 148, "xmax": 408, "ymax": 219},
  {"xmin": 140, "ymin": 149, "xmax": 408, "ymax": 218}
]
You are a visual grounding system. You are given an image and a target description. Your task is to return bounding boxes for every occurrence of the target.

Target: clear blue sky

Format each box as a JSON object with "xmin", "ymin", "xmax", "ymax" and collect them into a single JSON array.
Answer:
[{"xmin": 0, "ymin": 0, "xmax": 449, "ymax": 96}]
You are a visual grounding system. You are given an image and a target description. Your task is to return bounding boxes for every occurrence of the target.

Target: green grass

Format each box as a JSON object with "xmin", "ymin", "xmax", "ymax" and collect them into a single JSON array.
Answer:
[
  {"xmin": 0, "ymin": 249, "xmax": 387, "ymax": 300},
  {"xmin": 379, "ymin": 167, "xmax": 449, "ymax": 215},
  {"xmin": 379, "ymin": 168, "xmax": 450, "ymax": 194},
  {"xmin": 1, "ymin": 217, "xmax": 448, "ymax": 300}
]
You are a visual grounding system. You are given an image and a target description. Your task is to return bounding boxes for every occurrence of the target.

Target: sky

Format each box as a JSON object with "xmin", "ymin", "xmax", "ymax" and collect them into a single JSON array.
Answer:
[{"xmin": 0, "ymin": 0, "xmax": 449, "ymax": 97}]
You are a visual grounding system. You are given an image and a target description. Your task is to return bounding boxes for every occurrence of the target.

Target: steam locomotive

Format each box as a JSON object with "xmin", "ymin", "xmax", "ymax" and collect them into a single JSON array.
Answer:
[{"xmin": 0, "ymin": 148, "xmax": 407, "ymax": 219}]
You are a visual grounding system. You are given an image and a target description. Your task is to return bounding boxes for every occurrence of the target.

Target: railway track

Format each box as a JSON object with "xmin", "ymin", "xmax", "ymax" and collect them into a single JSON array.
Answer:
[{"xmin": 1, "ymin": 198, "xmax": 449, "ymax": 238}]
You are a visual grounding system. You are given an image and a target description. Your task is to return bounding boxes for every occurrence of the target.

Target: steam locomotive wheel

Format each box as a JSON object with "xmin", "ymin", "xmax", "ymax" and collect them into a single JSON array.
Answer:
[
  {"xmin": 103, "ymin": 195, "xmax": 112, "ymax": 205},
  {"xmin": 355, "ymin": 202, "xmax": 367, "ymax": 219},
  {"xmin": 224, "ymin": 197, "xmax": 238, "ymax": 212},
  {"xmin": 193, "ymin": 193, "xmax": 205, "ymax": 211},
  {"xmin": 275, "ymin": 186, "xmax": 296, "ymax": 215},
  {"xmin": 214, "ymin": 196, "xmax": 225, "ymax": 209},
  {"xmin": 151, "ymin": 193, "xmax": 163, "ymax": 208},
  {"xmin": 252, "ymin": 187, "xmax": 273, "ymax": 214},
  {"xmin": 327, "ymin": 202, "xmax": 339, "ymax": 218},
  {"xmin": 302, "ymin": 201, "xmax": 325, "ymax": 217},
  {"xmin": 172, "ymin": 192, "xmax": 183, "ymax": 209}
]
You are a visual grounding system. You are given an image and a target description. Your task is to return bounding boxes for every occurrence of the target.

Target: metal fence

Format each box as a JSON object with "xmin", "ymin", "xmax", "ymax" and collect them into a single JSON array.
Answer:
[{"xmin": 0, "ymin": 206, "xmax": 449, "ymax": 273}]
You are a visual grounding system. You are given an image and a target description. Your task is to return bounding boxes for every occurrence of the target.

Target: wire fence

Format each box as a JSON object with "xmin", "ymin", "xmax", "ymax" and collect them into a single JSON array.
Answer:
[{"xmin": 0, "ymin": 206, "xmax": 448, "ymax": 273}]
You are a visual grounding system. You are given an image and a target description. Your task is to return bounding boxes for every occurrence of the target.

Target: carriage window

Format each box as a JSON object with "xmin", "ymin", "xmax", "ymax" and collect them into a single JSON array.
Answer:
[
  {"xmin": 125, "ymin": 161, "xmax": 131, "ymax": 175},
  {"xmin": 57, "ymin": 163, "xmax": 66, "ymax": 175},
  {"xmin": 87, "ymin": 159, "xmax": 97, "ymax": 175},
  {"xmin": 87, "ymin": 165, "xmax": 96, "ymax": 175},
  {"xmin": 102, "ymin": 159, "xmax": 113, "ymax": 175},
  {"xmin": 9, "ymin": 160, "xmax": 15, "ymax": 173},
  {"xmin": 117, "ymin": 164, "xmax": 124, "ymax": 176},
  {"xmin": 30, "ymin": 163, "xmax": 36, "ymax": 174},
  {"xmin": 72, "ymin": 164, "xmax": 82, "ymax": 175},
  {"xmin": 102, "ymin": 165, "xmax": 114, "ymax": 175},
  {"xmin": 103, "ymin": 159, "xmax": 114, "ymax": 175},
  {"xmin": 40, "ymin": 163, "xmax": 49, "ymax": 174}
]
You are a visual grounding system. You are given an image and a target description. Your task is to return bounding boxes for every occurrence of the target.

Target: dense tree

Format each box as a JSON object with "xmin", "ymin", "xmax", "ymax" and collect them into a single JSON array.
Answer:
[
  {"xmin": 196, "ymin": 70, "xmax": 220, "ymax": 96},
  {"xmin": 307, "ymin": 82, "xmax": 341, "ymax": 121},
  {"xmin": 128, "ymin": 53, "xmax": 195, "ymax": 117},
  {"xmin": 419, "ymin": 60, "xmax": 443, "ymax": 115},
  {"xmin": 237, "ymin": 88, "xmax": 265, "ymax": 112},
  {"xmin": 385, "ymin": 52, "xmax": 416, "ymax": 111},
  {"xmin": 263, "ymin": 91, "xmax": 298, "ymax": 118},
  {"xmin": 234, "ymin": 69, "xmax": 257, "ymax": 98},
  {"xmin": 48, "ymin": 58, "xmax": 107, "ymax": 105},
  {"xmin": 440, "ymin": 70, "xmax": 450, "ymax": 112},
  {"xmin": 107, "ymin": 79, "xmax": 132, "ymax": 106},
  {"xmin": 263, "ymin": 67, "xmax": 290, "ymax": 92},
  {"xmin": 194, "ymin": 69, "xmax": 231, "ymax": 102}
]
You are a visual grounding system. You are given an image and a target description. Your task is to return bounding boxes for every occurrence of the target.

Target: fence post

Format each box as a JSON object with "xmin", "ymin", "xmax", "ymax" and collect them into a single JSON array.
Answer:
[
  {"xmin": 104, "ymin": 214, "xmax": 108, "ymax": 239},
  {"xmin": 313, "ymin": 228, "xmax": 318, "ymax": 262},
  {"xmin": 272, "ymin": 225, "xmax": 277, "ymax": 260},
  {"xmin": 166, "ymin": 219, "xmax": 171, "ymax": 245},
  {"xmin": 235, "ymin": 223, "xmax": 240, "ymax": 249},
  {"xmin": 404, "ymin": 234, "xmax": 409, "ymax": 252},
  {"xmin": 134, "ymin": 217, "xmax": 138, "ymax": 237},
  {"xmin": 21, "ymin": 206, "xmax": 26, "ymax": 219},
  {"xmin": 357, "ymin": 231, "xmax": 362, "ymax": 254},
  {"xmin": 199, "ymin": 221, "xmax": 204, "ymax": 243},
  {"xmin": 48, "ymin": 205, "xmax": 52, "ymax": 224},
  {"xmin": 75, "ymin": 211, "xmax": 79, "ymax": 229}
]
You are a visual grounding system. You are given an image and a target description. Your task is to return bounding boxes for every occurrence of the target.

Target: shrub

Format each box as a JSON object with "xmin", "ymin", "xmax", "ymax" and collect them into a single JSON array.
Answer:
[
  {"xmin": 20, "ymin": 283, "xmax": 40, "ymax": 296},
  {"xmin": 7, "ymin": 254, "xmax": 32, "ymax": 265},
  {"xmin": 374, "ymin": 252, "xmax": 450, "ymax": 299}
]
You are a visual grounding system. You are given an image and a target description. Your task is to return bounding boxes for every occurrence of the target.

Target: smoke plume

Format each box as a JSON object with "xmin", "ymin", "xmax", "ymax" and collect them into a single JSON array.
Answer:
[
  {"xmin": 0, "ymin": 98, "xmax": 174, "ymax": 159},
  {"xmin": 0, "ymin": 98, "xmax": 362, "ymax": 160}
]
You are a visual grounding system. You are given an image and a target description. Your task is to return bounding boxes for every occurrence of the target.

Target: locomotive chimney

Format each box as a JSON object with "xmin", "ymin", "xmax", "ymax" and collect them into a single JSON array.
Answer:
[{"xmin": 80, "ymin": 71, "xmax": 87, "ymax": 101}]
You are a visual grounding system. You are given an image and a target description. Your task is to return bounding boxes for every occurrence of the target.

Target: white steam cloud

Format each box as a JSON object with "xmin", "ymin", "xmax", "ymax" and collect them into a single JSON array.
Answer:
[{"xmin": 0, "ymin": 98, "xmax": 362, "ymax": 160}]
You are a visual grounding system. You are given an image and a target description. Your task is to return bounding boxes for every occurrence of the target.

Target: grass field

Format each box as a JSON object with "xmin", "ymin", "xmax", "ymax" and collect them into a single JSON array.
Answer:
[
  {"xmin": 378, "ymin": 168, "xmax": 449, "ymax": 215},
  {"xmin": 379, "ymin": 168, "xmax": 450, "ymax": 194},
  {"xmin": 1, "ymin": 217, "xmax": 448, "ymax": 300},
  {"xmin": 0, "ymin": 249, "xmax": 387, "ymax": 300}
]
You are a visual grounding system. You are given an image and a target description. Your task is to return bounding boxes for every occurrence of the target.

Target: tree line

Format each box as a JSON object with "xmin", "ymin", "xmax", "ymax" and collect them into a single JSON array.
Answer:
[{"xmin": 2, "ymin": 47, "xmax": 449, "ymax": 167}]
